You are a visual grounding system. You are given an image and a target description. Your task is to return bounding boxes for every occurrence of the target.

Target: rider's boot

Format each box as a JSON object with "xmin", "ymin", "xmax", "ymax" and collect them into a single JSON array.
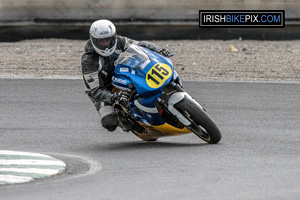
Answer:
[{"xmin": 98, "ymin": 104, "xmax": 118, "ymax": 132}]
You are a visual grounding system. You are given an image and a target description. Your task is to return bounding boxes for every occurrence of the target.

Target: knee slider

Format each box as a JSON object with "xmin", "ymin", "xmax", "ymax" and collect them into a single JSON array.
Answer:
[{"xmin": 98, "ymin": 105, "xmax": 118, "ymax": 131}]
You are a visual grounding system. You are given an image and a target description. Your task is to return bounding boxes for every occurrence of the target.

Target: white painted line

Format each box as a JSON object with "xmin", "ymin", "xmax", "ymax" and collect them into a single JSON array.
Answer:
[
  {"xmin": 0, "ymin": 150, "xmax": 67, "ymax": 185},
  {"xmin": 0, "ymin": 175, "xmax": 33, "ymax": 184},
  {"xmin": 0, "ymin": 150, "xmax": 52, "ymax": 158},
  {"xmin": 0, "ymin": 159, "xmax": 66, "ymax": 166},
  {"xmin": 0, "ymin": 168, "xmax": 60, "ymax": 175},
  {"xmin": 0, "ymin": 75, "xmax": 82, "ymax": 80}
]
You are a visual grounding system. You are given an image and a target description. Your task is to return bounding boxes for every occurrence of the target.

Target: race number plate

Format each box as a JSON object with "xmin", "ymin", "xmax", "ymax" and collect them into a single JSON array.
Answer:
[{"xmin": 146, "ymin": 63, "xmax": 172, "ymax": 88}]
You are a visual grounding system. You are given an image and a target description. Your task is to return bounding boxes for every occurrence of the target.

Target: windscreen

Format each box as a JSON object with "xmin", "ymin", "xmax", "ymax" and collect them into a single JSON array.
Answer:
[{"xmin": 115, "ymin": 44, "xmax": 150, "ymax": 70}]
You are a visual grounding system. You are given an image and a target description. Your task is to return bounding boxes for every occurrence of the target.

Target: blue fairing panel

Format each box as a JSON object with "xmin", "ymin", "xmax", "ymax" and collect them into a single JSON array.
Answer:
[
  {"xmin": 130, "ymin": 98, "xmax": 165, "ymax": 126},
  {"xmin": 112, "ymin": 44, "xmax": 176, "ymax": 127},
  {"xmin": 114, "ymin": 47, "xmax": 173, "ymax": 97}
]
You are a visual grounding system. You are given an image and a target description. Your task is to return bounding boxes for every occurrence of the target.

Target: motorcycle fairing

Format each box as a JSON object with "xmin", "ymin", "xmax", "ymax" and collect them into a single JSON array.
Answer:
[
  {"xmin": 113, "ymin": 44, "xmax": 192, "ymax": 135},
  {"xmin": 111, "ymin": 74, "xmax": 132, "ymax": 91},
  {"xmin": 113, "ymin": 46, "xmax": 173, "ymax": 97}
]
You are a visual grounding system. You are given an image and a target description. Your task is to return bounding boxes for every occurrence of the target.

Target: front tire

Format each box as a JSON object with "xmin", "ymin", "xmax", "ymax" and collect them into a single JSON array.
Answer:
[{"xmin": 174, "ymin": 97, "xmax": 221, "ymax": 144}]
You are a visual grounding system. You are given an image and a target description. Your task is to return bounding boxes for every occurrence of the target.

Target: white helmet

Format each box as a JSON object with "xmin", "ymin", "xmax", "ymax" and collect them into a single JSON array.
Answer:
[{"xmin": 89, "ymin": 19, "xmax": 117, "ymax": 57}]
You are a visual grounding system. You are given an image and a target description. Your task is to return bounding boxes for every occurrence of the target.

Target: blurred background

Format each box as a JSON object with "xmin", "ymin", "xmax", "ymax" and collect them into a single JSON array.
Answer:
[{"xmin": 0, "ymin": 0, "xmax": 300, "ymax": 42}]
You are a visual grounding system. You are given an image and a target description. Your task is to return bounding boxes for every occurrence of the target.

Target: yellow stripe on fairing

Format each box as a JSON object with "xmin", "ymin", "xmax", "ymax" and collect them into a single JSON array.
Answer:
[{"xmin": 137, "ymin": 122, "xmax": 192, "ymax": 140}]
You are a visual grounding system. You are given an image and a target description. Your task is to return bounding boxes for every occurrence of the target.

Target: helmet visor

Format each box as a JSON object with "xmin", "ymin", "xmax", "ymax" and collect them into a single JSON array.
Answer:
[{"xmin": 91, "ymin": 35, "xmax": 116, "ymax": 50}]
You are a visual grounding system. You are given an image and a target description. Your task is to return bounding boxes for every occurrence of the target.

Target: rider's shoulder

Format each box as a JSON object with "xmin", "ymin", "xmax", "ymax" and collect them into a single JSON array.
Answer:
[
  {"xmin": 117, "ymin": 35, "xmax": 136, "ymax": 43},
  {"xmin": 117, "ymin": 35, "xmax": 137, "ymax": 51}
]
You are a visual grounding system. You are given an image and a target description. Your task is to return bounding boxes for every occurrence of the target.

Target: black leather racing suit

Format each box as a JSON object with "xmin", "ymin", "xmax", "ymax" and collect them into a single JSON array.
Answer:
[{"xmin": 81, "ymin": 36, "xmax": 161, "ymax": 111}]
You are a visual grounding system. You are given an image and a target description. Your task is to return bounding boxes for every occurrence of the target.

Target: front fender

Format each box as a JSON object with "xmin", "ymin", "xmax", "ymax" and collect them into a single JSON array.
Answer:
[{"xmin": 167, "ymin": 92, "xmax": 204, "ymax": 126}]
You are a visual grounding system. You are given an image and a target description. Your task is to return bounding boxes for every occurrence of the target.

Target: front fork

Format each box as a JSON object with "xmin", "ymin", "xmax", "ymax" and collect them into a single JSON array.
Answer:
[{"xmin": 157, "ymin": 83, "xmax": 205, "ymax": 130}]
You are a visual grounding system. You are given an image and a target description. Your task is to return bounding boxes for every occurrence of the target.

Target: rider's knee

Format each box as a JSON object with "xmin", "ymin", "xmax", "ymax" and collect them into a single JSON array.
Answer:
[{"xmin": 98, "ymin": 105, "xmax": 118, "ymax": 132}]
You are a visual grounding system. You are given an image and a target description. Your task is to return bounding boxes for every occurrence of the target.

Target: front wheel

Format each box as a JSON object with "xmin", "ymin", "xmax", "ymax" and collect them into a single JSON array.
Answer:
[{"xmin": 174, "ymin": 97, "xmax": 221, "ymax": 144}]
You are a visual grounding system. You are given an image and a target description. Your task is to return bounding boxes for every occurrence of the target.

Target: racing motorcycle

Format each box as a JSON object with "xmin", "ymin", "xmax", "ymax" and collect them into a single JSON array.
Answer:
[{"xmin": 111, "ymin": 44, "xmax": 221, "ymax": 144}]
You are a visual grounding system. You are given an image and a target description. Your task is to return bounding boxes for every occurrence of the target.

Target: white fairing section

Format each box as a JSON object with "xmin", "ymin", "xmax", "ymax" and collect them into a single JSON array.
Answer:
[
  {"xmin": 168, "ymin": 92, "xmax": 204, "ymax": 126},
  {"xmin": 134, "ymin": 100, "xmax": 158, "ymax": 113}
]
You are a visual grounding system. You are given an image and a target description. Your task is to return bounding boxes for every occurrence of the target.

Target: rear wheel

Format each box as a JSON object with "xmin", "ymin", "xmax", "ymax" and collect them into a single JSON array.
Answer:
[{"xmin": 174, "ymin": 97, "xmax": 221, "ymax": 144}]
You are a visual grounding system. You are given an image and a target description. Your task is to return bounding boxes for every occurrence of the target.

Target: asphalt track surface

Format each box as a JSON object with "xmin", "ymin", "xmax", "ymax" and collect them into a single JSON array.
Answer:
[{"xmin": 1, "ymin": 79, "xmax": 300, "ymax": 200}]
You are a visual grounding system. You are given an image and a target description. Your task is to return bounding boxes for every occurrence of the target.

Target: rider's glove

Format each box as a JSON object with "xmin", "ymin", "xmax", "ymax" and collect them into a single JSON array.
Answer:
[
  {"xmin": 110, "ymin": 93, "xmax": 118, "ymax": 105},
  {"xmin": 119, "ymin": 91, "xmax": 131, "ymax": 108},
  {"xmin": 158, "ymin": 48, "xmax": 171, "ymax": 57},
  {"xmin": 111, "ymin": 91, "xmax": 131, "ymax": 108}
]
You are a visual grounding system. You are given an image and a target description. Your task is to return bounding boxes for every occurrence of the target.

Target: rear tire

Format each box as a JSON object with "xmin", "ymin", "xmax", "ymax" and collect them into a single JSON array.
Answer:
[{"xmin": 174, "ymin": 97, "xmax": 221, "ymax": 144}]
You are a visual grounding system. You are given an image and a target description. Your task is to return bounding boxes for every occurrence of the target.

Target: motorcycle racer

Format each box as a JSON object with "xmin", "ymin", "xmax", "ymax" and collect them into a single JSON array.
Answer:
[{"xmin": 81, "ymin": 19, "xmax": 170, "ymax": 132}]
